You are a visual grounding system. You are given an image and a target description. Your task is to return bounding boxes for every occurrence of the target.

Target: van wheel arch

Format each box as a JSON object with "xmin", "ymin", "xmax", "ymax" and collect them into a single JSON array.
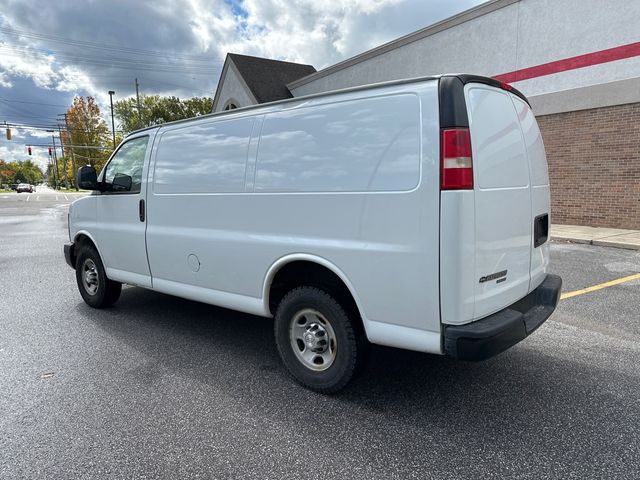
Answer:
[
  {"xmin": 70, "ymin": 233, "xmax": 99, "ymax": 268},
  {"xmin": 266, "ymin": 259, "xmax": 366, "ymax": 337}
]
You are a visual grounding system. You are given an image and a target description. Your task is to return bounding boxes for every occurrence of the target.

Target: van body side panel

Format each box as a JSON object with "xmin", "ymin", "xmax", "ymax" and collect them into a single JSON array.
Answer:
[
  {"xmin": 69, "ymin": 198, "xmax": 97, "ymax": 246},
  {"xmin": 144, "ymin": 82, "xmax": 441, "ymax": 347},
  {"xmin": 145, "ymin": 117, "xmax": 255, "ymax": 297},
  {"xmin": 252, "ymin": 84, "xmax": 440, "ymax": 338}
]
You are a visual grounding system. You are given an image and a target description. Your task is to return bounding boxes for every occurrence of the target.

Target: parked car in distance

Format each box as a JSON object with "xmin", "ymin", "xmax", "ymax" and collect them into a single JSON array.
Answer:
[
  {"xmin": 64, "ymin": 74, "xmax": 562, "ymax": 393},
  {"xmin": 16, "ymin": 183, "xmax": 34, "ymax": 193}
]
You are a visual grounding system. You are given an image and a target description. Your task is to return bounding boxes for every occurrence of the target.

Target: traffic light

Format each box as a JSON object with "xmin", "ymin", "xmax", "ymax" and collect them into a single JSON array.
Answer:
[
  {"xmin": 27, "ymin": 146, "xmax": 32, "ymax": 156},
  {"xmin": 48, "ymin": 147, "xmax": 52, "ymax": 156},
  {"xmin": 5, "ymin": 128, "xmax": 11, "ymax": 140}
]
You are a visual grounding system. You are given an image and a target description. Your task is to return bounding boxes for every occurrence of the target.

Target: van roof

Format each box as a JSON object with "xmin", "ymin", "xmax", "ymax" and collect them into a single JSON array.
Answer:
[{"xmin": 128, "ymin": 73, "xmax": 529, "ymax": 137}]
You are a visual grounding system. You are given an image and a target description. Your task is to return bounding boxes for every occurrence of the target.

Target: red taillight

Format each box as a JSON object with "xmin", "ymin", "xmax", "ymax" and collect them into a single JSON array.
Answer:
[{"xmin": 440, "ymin": 128, "xmax": 473, "ymax": 190}]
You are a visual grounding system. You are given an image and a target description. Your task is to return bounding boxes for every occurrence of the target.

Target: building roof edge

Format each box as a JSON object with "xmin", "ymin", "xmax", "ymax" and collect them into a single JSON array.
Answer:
[{"xmin": 287, "ymin": 0, "xmax": 520, "ymax": 90}]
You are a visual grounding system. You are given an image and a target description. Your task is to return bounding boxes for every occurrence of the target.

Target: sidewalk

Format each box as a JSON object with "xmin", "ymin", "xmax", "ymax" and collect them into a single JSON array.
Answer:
[{"xmin": 551, "ymin": 224, "xmax": 640, "ymax": 250}]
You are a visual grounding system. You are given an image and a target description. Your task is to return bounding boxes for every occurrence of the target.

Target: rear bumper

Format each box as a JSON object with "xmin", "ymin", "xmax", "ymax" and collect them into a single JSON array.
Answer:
[
  {"xmin": 64, "ymin": 242, "xmax": 75, "ymax": 269},
  {"xmin": 443, "ymin": 274, "xmax": 562, "ymax": 361}
]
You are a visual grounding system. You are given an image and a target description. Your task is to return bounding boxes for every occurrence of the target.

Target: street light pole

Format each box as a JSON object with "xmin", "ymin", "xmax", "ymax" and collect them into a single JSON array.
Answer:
[{"xmin": 108, "ymin": 90, "xmax": 116, "ymax": 149}]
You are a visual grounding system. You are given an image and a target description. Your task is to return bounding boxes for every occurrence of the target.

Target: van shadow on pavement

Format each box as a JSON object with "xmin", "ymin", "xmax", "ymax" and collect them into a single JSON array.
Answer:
[{"xmin": 82, "ymin": 286, "xmax": 638, "ymax": 476}]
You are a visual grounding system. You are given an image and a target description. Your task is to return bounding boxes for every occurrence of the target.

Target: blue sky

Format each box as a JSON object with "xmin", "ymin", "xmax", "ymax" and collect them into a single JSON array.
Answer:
[{"xmin": 0, "ymin": 0, "xmax": 484, "ymax": 170}]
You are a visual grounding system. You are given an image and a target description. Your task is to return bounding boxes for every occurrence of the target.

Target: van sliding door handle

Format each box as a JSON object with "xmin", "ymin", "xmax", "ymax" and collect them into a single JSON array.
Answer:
[{"xmin": 139, "ymin": 199, "xmax": 145, "ymax": 222}]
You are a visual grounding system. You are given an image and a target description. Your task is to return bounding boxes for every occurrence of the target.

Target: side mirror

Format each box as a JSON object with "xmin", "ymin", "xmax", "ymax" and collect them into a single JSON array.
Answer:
[
  {"xmin": 112, "ymin": 173, "xmax": 132, "ymax": 192},
  {"xmin": 77, "ymin": 165, "xmax": 99, "ymax": 190}
]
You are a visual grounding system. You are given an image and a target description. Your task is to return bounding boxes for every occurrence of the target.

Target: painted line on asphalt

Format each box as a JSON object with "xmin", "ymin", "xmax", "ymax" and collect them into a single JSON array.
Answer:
[
  {"xmin": 561, "ymin": 273, "xmax": 640, "ymax": 300},
  {"xmin": 37, "ymin": 196, "xmax": 40, "ymax": 201},
  {"xmin": 26, "ymin": 195, "xmax": 30, "ymax": 202},
  {"xmin": 64, "ymin": 195, "xmax": 68, "ymax": 200}
]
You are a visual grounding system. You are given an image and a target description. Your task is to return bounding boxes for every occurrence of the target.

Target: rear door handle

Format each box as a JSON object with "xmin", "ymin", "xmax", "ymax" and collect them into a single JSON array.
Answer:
[
  {"xmin": 534, "ymin": 213, "xmax": 548, "ymax": 247},
  {"xmin": 139, "ymin": 199, "xmax": 145, "ymax": 222}
]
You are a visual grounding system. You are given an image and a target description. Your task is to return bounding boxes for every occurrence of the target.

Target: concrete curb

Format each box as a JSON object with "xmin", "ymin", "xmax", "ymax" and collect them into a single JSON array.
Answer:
[
  {"xmin": 551, "ymin": 225, "xmax": 640, "ymax": 251},
  {"xmin": 551, "ymin": 236, "xmax": 640, "ymax": 250}
]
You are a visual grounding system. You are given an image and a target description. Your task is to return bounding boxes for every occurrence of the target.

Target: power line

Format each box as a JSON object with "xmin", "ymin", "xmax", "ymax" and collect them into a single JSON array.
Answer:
[
  {"xmin": 0, "ymin": 45, "xmax": 218, "ymax": 74},
  {"xmin": 0, "ymin": 44, "xmax": 217, "ymax": 70},
  {"xmin": 27, "ymin": 143, "xmax": 110, "ymax": 150},
  {"xmin": 0, "ymin": 101, "xmax": 61, "ymax": 122},
  {"xmin": 3, "ymin": 122, "xmax": 125, "ymax": 134},
  {"xmin": 0, "ymin": 96, "xmax": 70, "ymax": 108},
  {"xmin": 0, "ymin": 25, "xmax": 223, "ymax": 62},
  {"xmin": 0, "ymin": 44, "xmax": 219, "ymax": 70}
]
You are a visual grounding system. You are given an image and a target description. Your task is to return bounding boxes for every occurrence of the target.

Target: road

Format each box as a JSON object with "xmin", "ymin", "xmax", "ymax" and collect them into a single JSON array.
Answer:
[{"xmin": 1, "ymin": 191, "xmax": 639, "ymax": 479}]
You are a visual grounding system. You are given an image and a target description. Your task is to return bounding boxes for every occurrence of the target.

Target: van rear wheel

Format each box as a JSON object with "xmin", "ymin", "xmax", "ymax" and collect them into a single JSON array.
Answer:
[
  {"xmin": 274, "ymin": 286, "xmax": 366, "ymax": 393},
  {"xmin": 75, "ymin": 245, "xmax": 122, "ymax": 308}
]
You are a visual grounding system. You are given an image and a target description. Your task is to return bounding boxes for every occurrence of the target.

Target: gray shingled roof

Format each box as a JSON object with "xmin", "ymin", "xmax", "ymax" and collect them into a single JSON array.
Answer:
[{"xmin": 228, "ymin": 53, "xmax": 316, "ymax": 103}]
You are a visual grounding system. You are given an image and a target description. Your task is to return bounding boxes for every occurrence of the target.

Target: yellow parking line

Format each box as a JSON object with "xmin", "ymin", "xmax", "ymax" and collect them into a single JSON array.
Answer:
[{"xmin": 561, "ymin": 273, "xmax": 640, "ymax": 300}]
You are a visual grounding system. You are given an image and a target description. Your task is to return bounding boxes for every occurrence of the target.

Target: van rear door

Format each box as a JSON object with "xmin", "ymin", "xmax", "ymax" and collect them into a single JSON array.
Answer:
[
  {"xmin": 438, "ymin": 76, "xmax": 550, "ymax": 326},
  {"xmin": 511, "ymin": 96, "xmax": 551, "ymax": 292},
  {"xmin": 464, "ymin": 83, "xmax": 533, "ymax": 319}
]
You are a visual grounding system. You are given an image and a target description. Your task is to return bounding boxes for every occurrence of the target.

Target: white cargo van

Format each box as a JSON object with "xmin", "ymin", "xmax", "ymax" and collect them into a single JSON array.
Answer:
[{"xmin": 65, "ymin": 74, "xmax": 561, "ymax": 393}]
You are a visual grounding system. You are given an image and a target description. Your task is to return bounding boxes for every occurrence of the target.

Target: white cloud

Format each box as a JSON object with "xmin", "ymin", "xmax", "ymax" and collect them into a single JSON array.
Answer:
[
  {"xmin": 211, "ymin": 0, "xmax": 483, "ymax": 68},
  {"xmin": 0, "ymin": 0, "xmax": 485, "ymax": 164},
  {"xmin": 0, "ymin": 45, "xmax": 57, "ymax": 89},
  {"xmin": 0, "ymin": 140, "xmax": 49, "ymax": 173}
]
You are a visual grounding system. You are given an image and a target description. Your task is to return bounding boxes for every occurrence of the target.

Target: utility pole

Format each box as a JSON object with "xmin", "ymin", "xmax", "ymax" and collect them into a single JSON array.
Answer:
[
  {"xmin": 52, "ymin": 134, "xmax": 60, "ymax": 190},
  {"xmin": 58, "ymin": 124, "xmax": 69, "ymax": 188},
  {"xmin": 135, "ymin": 78, "xmax": 142, "ymax": 129},
  {"xmin": 47, "ymin": 145, "xmax": 57, "ymax": 189},
  {"xmin": 108, "ymin": 90, "xmax": 116, "ymax": 149},
  {"xmin": 63, "ymin": 113, "xmax": 78, "ymax": 190}
]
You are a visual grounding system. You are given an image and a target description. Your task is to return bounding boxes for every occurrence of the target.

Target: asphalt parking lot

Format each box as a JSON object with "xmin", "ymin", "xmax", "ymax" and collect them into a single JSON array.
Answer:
[{"xmin": 1, "ymin": 191, "xmax": 639, "ymax": 479}]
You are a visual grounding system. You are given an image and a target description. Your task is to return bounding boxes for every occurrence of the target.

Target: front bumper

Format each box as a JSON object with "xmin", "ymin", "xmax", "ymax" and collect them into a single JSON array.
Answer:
[
  {"xmin": 63, "ymin": 242, "xmax": 75, "ymax": 269},
  {"xmin": 443, "ymin": 274, "xmax": 562, "ymax": 361}
]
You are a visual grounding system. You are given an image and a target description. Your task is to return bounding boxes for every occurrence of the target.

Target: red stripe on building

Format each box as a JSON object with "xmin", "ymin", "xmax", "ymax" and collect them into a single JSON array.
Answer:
[{"xmin": 494, "ymin": 41, "xmax": 640, "ymax": 83}]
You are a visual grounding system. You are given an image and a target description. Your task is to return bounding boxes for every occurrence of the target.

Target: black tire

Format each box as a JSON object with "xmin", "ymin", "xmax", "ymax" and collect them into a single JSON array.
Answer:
[
  {"xmin": 75, "ymin": 244, "xmax": 122, "ymax": 308},
  {"xmin": 274, "ymin": 286, "xmax": 367, "ymax": 394}
]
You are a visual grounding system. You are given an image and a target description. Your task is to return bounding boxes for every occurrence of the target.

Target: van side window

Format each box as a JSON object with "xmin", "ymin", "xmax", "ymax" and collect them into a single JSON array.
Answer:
[
  {"xmin": 255, "ymin": 94, "xmax": 420, "ymax": 192},
  {"xmin": 153, "ymin": 118, "xmax": 253, "ymax": 194},
  {"xmin": 103, "ymin": 136, "xmax": 149, "ymax": 193}
]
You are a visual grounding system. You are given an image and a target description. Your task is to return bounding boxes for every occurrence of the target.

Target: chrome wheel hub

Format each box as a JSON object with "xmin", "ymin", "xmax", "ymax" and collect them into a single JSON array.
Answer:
[
  {"xmin": 82, "ymin": 258, "xmax": 99, "ymax": 295},
  {"xmin": 290, "ymin": 309, "xmax": 337, "ymax": 371}
]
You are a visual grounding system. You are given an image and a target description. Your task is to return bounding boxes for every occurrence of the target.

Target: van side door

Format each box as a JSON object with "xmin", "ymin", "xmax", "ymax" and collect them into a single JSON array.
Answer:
[{"xmin": 94, "ymin": 134, "xmax": 153, "ymax": 287}]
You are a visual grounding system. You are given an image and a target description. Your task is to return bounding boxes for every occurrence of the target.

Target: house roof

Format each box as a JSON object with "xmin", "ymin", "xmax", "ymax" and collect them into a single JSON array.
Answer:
[{"xmin": 228, "ymin": 53, "xmax": 316, "ymax": 103}]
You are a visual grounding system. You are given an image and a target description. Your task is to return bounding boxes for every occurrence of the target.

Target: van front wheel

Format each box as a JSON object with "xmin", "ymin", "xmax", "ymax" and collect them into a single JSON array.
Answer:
[
  {"xmin": 274, "ymin": 287, "xmax": 365, "ymax": 393},
  {"xmin": 75, "ymin": 245, "xmax": 122, "ymax": 308}
]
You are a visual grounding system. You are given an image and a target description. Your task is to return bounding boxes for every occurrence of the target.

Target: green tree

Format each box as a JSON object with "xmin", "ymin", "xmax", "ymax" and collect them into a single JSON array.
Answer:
[
  {"xmin": 3, "ymin": 160, "xmax": 43, "ymax": 184},
  {"xmin": 64, "ymin": 96, "xmax": 112, "ymax": 175},
  {"xmin": 0, "ymin": 159, "xmax": 17, "ymax": 185},
  {"xmin": 46, "ymin": 156, "xmax": 73, "ymax": 189},
  {"xmin": 114, "ymin": 95, "xmax": 213, "ymax": 134}
]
